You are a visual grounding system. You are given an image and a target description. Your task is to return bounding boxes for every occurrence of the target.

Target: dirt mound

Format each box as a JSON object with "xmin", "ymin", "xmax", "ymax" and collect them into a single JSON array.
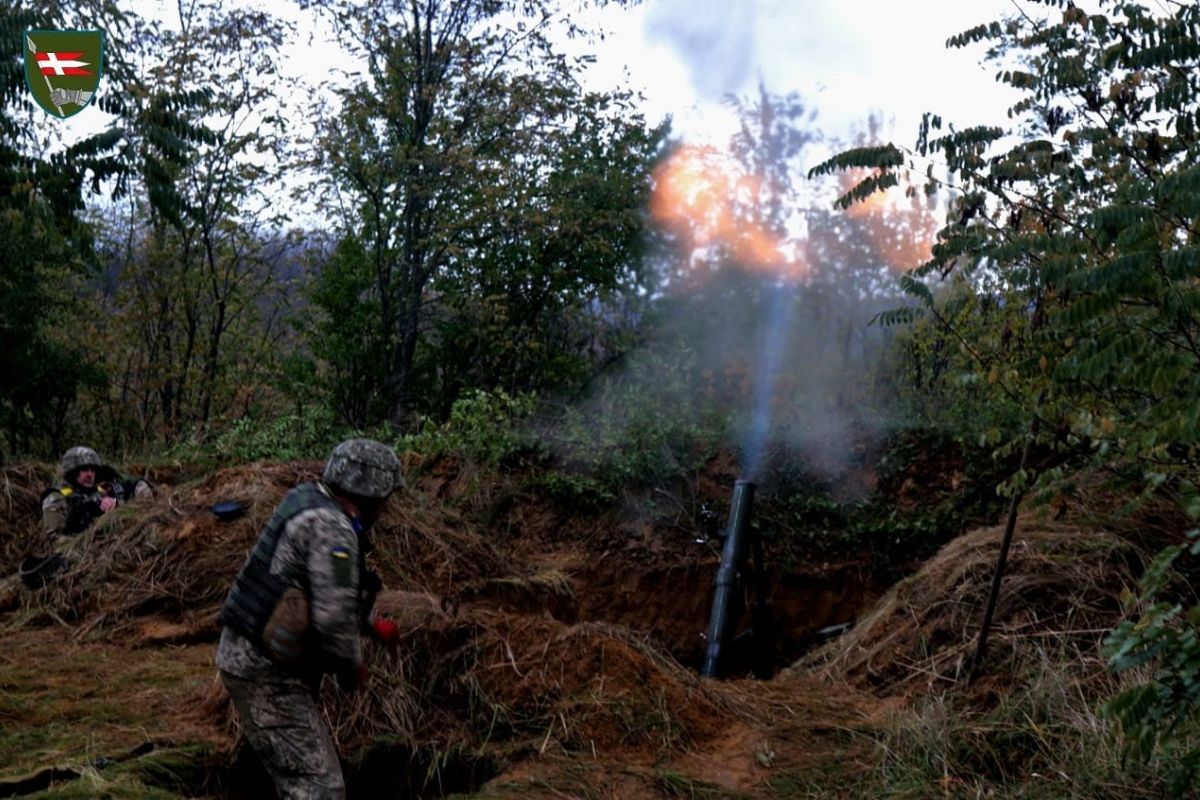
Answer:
[
  {"xmin": 801, "ymin": 522, "xmax": 1145, "ymax": 696},
  {"xmin": 0, "ymin": 463, "xmax": 183, "ymax": 570},
  {"xmin": 1, "ymin": 462, "xmax": 312, "ymax": 635},
  {"xmin": 344, "ymin": 607, "xmax": 738, "ymax": 758},
  {"xmin": 4, "ymin": 451, "xmax": 1002, "ymax": 796},
  {"xmin": 198, "ymin": 599, "xmax": 746, "ymax": 767},
  {"xmin": 1038, "ymin": 468, "xmax": 1192, "ymax": 552},
  {"xmin": 3, "ymin": 461, "xmax": 517, "ymax": 641}
]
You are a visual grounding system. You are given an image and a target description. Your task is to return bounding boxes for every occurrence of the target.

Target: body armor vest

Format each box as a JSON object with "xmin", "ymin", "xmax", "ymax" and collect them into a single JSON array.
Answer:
[{"xmin": 219, "ymin": 483, "xmax": 344, "ymax": 643}]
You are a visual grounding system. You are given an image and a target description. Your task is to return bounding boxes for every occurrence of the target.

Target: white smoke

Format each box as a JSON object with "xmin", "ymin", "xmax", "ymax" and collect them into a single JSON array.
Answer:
[{"xmin": 645, "ymin": 0, "xmax": 757, "ymax": 99}]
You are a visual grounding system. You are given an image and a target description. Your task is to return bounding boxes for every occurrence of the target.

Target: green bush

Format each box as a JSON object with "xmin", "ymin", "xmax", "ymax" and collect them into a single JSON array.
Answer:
[
  {"xmin": 1105, "ymin": 538, "xmax": 1200, "ymax": 796},
  {"xmin": 395, "ymin": 389, "xmax": 541, "ymax": 468},
  {"xmin": 527, "ymin": 470, "xmax": 615, "ymax": 511},
  {"xmin": 165, "ymin": 406, "xmax": 349, "ymax": 465},
  {"xmin": 814, "ymin": 0, "xmax": 1200, "ymax": 779}
]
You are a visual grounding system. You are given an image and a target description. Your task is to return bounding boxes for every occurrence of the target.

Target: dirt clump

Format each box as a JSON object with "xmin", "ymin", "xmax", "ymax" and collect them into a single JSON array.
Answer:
[{"xmin": 320, "ymin": 607, "xmax": 742, "ymax": 758}]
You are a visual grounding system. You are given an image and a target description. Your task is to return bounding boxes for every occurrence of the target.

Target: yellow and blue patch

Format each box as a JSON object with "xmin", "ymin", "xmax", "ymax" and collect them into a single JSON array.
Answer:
[{"xmin": 330, "ymin": 546, "xmax": 354, "ymax": 587}]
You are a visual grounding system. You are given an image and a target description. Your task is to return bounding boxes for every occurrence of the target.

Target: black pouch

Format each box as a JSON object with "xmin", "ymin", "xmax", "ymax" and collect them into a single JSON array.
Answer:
[{"xmin": 358, "ymin": 569, "xmax": 383, "ymax": 628}]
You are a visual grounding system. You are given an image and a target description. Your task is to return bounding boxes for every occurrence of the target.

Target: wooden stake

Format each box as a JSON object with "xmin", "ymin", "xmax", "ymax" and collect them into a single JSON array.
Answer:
[{"xmin": 968, "ymin": 393, "xmax": 1044, "ymax": 684}]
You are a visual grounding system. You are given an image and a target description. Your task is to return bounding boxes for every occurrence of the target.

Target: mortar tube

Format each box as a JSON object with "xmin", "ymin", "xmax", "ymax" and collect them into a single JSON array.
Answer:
[{"xmin": 701, "ymin": 479, "xmax": 756, "ymax": 678}]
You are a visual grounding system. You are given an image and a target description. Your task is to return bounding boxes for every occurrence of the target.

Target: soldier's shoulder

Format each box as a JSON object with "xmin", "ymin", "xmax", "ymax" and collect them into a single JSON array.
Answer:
[
  {"xmin": 277, "ymin": 481, "xmax": 338, "ymax": 511},
  {"xmin": 41, "ymin": 485, "xmax": 71, "ymax": 507},
  {"xmin": 289, "ymin": 504, "xmax": 353, "ymax": 531},
  {"xmin": 285, "ymin": 505, "xmax": 354, "ymax": 548}
]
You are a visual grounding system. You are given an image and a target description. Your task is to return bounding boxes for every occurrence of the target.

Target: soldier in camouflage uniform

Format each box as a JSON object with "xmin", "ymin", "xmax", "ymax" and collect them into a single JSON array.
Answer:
[
  {"xmin": 40, "ymin": 446, "xmax": 153, "ymax": 553},
  {"xmin": 0, "ymin": 447, "xmax": 153, "ymax": 609},
  {"xmin": 216, "ymin": 439, "xmax": 404, "ymax": 800}
]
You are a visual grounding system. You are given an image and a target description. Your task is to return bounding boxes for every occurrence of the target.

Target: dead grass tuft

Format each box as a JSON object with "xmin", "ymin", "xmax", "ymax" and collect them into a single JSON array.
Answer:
[
  {"xmin": 321, "ymin": 608, "xmax": 747, "ymax": 761},
  {"xmin": 0, "ymin": 464, "xmax": 56, "ymax": 571},
  {"xmin": 2, "ymin": 461, "xmax": 519, "ymax": 641},
  {"xmin": 801, "ymin": 521, "xmax": 1145, "ymax": 697}
]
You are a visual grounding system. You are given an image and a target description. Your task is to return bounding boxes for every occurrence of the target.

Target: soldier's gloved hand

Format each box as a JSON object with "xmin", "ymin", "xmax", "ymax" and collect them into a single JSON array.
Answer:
[
  {"xmin": 371, "ymin": 616, "xmax": 400, "ymax": 650},
  {"xmin": 99, "ymin": 496, "xmax": 117, "ymax": 513}
]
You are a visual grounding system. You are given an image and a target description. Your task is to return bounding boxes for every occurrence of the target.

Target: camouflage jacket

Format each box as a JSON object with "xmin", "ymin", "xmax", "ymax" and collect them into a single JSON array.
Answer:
[
  {"xmin": 41, "ymin": 475, "xmax": 152, "ymax": 543},
  {"xmin": 216, "ymin": 482, "xmax": 366, "ymax": 682}
]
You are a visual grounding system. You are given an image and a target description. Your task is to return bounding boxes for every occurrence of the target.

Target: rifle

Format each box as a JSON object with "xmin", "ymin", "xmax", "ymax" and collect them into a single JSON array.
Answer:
[{"xmin": 63, "ymin": 489, "xmax": 104, "ymax": 534}]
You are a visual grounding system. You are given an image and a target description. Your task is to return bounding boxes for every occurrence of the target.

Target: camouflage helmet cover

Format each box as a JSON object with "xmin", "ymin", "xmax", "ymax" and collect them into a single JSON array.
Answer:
[
  {"xmin": 61, "ymin": 446, "xmax": 103, "ymax": 476},
  {"xmin": 322, "ymin": 439, "xmax": 403, "ymax": 499}
]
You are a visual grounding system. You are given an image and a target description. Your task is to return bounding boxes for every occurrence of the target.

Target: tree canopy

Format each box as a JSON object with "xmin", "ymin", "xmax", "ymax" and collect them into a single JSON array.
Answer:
[{"xmin": 813, "ymin": 0, "xmax": 1200, "ymax": 788}]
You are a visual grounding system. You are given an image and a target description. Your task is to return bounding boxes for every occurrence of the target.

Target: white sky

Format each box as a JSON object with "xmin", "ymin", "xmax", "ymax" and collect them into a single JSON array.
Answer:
[
  {"xmin": 579, "ymin": 0, "xmax": 1023, "ymax": 151},
  {"xmin": 264, "ymin": 0, "xmax": 1026, "ymax": 150},
  {"xmin": 46, "ymin": 0, "xmax": 1032, "ymax": 219},
  {"xmin": 262, "ymin": 0, "xmax": 1030, "ymax": 189}
]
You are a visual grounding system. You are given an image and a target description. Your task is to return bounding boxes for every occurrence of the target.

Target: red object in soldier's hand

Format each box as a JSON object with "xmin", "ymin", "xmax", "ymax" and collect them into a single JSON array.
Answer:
[{"xmin": 372, "ymin": 617, "xmax": 399, "ymax": 646}]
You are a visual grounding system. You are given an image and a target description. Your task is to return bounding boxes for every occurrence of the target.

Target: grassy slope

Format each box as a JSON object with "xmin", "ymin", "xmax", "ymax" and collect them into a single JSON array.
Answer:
[{"xmin": 0, "ymin": 632, "xmax": 222, "ymax": 798}]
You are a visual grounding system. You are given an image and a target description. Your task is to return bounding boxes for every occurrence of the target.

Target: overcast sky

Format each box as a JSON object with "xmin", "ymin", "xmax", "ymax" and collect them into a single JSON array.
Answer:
[
  {"xmin": 261, "ymin": 0, "xmax": 1028, "ymax": 164},
  {"xmin": 50, "ymin": 0, "xmax": 1032, "ymax": 220},
  {"xmin": 583, "ymin": 0, "xmax": 1024, "ymax": 151}
]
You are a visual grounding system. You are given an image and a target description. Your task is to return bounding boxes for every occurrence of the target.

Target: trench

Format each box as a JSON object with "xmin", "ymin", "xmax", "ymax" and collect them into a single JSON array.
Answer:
[
  {"xmin": 0, "ymin": 570, "xmax": 879, "ymax": 800},
  {"xmin": 454, "ymin": 558, "xmax": 881, "ymax": 677},
  {"xmin": 344, "ymin": 746, "xmax": 501, "ymax": 799},
  {"xmin": 568, "ymin": 561, "xmax": 881, "ymax": 676}
]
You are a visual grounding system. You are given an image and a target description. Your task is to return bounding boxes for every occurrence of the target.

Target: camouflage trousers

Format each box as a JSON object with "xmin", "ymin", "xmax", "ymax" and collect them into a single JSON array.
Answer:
[{"xmin": 220, "ymin": 670, "xmax": 345, "ymax": 800}]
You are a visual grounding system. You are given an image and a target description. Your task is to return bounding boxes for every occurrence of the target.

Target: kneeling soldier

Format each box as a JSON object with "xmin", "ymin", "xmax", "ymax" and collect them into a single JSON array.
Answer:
[
  {"xmin": 41, "ymin": 446, "xmax": 153, "ymax": 548},
  {"xmin": 3, "ymin": 447, "xmax": 153, "ymax": 607}
]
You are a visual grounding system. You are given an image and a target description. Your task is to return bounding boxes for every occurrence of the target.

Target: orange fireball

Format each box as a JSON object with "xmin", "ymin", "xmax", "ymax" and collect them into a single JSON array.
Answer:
[{"xmin": 650, "ymin": 145, "xmax": 808, "ymax": 282}]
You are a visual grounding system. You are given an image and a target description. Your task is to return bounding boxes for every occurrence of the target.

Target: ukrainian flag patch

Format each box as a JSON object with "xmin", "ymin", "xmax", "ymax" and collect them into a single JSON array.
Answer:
[{"xmin": 330, "ymin": 546, "xmax": 353, "ymax": 586}]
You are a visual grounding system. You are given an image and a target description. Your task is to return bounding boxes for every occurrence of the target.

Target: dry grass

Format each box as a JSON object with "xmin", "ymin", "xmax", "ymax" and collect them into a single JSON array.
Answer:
[
  {"xmin": 3, "ymin": 457, "xmax": 1180, "ymax": 799},
  {"xmin": 837, "ymin": 645, "xmax": 1186, "ymax": 800},
  {"xmin": 1034, "ymin": 468, "xmax": 1193, "ymax": 552},
  {"xmin": 800, "ymin": 521, "xmax": 1145, "ymax": 697},
  {"xmin": 322, "ymin": 609, "xmax": 747, "ymax": 759},
  {"xmin": 0, "ymin": 630, "xmax": 220, "ymax": 782},
  {"xmin": 2, "ymin": 461, "xmax": 521, "ymax": 642},
  {"xmin": 0, "ymin": 463, "xmax": 56, "ymax": 571}
]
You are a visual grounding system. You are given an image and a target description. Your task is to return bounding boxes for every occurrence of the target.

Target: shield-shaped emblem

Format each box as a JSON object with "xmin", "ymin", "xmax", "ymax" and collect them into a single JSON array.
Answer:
[{"xmin": 24, "ymin": 30, "xmax": 104, "ymax": 119}]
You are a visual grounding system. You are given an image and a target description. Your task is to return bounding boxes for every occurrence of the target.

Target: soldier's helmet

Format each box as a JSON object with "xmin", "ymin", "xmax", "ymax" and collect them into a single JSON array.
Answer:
[
  {"xmin": 61, "ymin": 446, "xmax": 102, "ymax": 477},
  {"xmin": 322, "ymin": 439, "xmax": 403, "ymax": 499}
]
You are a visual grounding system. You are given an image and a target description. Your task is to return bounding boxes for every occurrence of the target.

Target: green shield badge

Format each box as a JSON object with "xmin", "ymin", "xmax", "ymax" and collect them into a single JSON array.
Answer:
[{"xmin": 24, "ymin": 30, "xmax": 104, "ymax": 118}]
